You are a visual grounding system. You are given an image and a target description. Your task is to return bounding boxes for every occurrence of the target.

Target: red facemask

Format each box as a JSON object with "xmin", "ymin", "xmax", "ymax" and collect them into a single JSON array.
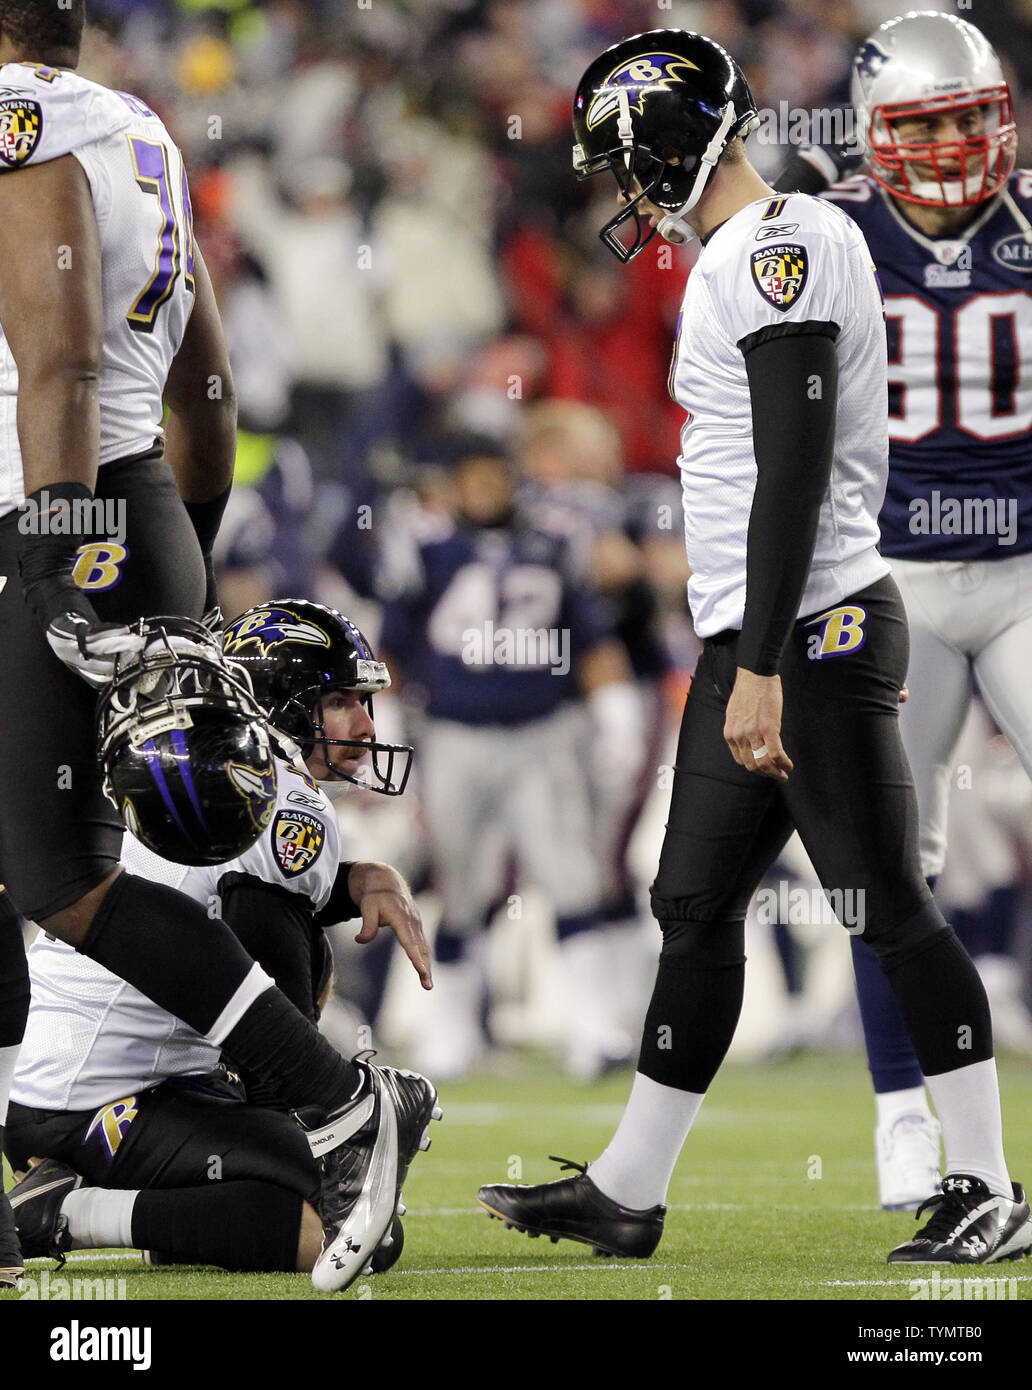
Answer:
[{"xmin": 866, "ymin": 86, "xmax": 1016, "ymax": 207}]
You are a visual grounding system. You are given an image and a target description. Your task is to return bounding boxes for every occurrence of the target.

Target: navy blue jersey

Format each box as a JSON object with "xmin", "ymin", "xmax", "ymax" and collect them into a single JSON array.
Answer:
[
  {"xmin": 521, "ymin": 479, "xmax": 673, "ymax": 682},
  {"xmin": 378, "ymin": 518, "xmax": 613, "ymax": 725},
  {"xmin": 820, "ymin": 170, "xmax": 1032, "ymax": 560}
]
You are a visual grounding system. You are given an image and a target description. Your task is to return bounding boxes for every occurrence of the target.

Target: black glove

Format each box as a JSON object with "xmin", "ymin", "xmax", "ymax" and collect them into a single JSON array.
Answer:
[{"xmin": 18, "ymin": 482, "xmax": 144, "ymax": 688}]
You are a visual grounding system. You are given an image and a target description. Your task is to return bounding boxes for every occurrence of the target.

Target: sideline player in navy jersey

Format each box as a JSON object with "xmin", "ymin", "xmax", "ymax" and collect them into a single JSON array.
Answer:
[
  {"xmin": 378, "ymin": 435, "xmax": 643, "ymax": 1081},
  {"xmin": 775, "ymin": 11, "xmax": 1032, "ymax": 1211},
  {"xmin": 0, "ymin": 0, "xmax": 435, "ymax": 1293},
  {"xmin": 476, "ymin": 27, "xmax": 1031, "ymax": 1268}
]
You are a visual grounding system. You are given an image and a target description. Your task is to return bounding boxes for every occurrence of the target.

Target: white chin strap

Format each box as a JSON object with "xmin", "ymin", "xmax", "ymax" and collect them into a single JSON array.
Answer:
[
  {"xmin": 657, "ymin": 100, "xmax": 738, "ymax": 246},
  {"xmin": 318, "ymin": 777, "xmax": 352, "ymax": 802}
]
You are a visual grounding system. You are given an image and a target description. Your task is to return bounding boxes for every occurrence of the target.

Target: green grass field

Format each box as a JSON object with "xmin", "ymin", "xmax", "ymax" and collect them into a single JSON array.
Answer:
[{"xmin": 5, "ymin": 1052, "xmax": 1032, "ymax": 1302}]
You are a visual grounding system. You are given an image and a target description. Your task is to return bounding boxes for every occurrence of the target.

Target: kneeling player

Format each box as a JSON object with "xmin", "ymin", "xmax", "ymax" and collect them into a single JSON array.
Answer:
[{"xmin": 4, "ymin": 602, "xmax": 431, "ymax": 1277}]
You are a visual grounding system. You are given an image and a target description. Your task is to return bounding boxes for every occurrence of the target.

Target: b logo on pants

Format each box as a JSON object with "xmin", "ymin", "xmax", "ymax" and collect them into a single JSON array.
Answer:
[
  {"xmin": 805, "ymin": 604, "xmax": 867, "ymax": 660},
  {"xmin": 85, "ymin": 1094, "xmax": 138, "ymax": 1160},
  {"xmin": 73, "ymin": 542, "xmax": 128, "ymax": 592}
]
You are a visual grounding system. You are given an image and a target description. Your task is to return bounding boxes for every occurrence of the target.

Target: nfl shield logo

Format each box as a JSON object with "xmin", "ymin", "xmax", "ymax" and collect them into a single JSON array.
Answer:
[
  {"xmin": 0, "ymin": 99, "xmax": 42, "ymax": 167},
  {"xmin": 750, "ymin": 243, "xmax": 809, "ymax": 312},
  {"xmin": 272, "ymin": 809, "xmax": 324, "ymax": 878}
]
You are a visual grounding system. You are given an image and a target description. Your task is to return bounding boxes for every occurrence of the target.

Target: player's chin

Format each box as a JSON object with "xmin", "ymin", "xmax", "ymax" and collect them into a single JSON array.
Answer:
[{"xmin": 330, "ymin": 757, "xmax": 364, "ymax": 779}]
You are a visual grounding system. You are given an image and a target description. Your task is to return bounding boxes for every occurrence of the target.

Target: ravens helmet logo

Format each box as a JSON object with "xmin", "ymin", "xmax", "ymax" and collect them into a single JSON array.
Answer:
[
  {"xmin": 585, "ymin": 53, "xmax": 699, "ymax": 132},
  {"xmin": 223, "ymin": 607, "xmax": 331, "ymax": 655}
]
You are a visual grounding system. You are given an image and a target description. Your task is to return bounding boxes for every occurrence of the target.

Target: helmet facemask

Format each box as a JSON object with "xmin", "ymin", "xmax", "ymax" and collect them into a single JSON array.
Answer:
[
  {"xmin": 575, "ymin": 83, "xmax": 739, "ymax": 262},
  {"xmin": 866, "ymin": 87, "xmax": 1016, "ymax": 208},
  {"xmin": 275, "ymin": 686, "xmax": 413, "ymax": 798}
]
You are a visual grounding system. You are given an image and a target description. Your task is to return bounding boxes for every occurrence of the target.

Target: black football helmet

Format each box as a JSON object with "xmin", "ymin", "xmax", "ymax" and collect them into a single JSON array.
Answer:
[
  {"xmin": 97, "ymin": 617, "xmax": 278, "ymax": 867},
  {"xmin": 573, "ymin": 29, "xmax": 759, "ymax": 261},
  {"xmin": 222, "ymin": 600, "xmax": 413, "ymax": 797}
]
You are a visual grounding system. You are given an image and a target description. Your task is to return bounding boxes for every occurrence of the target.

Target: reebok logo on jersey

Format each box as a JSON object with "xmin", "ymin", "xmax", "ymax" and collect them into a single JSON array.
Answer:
[
  {"xmin": 0, "ymin": 98, "xmax": 41, "ymax": 166},
  {"xmin": 754, "ymin": 222, "xmax": 799, "ymax": 241},
  {"xmin": 804, "ymin": 605, "xmax": 867, "ymax": 660},
  {"xmin": 750, "ymin": 243, "xmax": 808, "ymax": 311}
]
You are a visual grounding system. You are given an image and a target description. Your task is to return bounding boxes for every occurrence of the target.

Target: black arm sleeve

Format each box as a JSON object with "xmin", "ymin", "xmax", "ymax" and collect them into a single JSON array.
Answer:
[
  {"xmin": 736, "ymin": 323, "xmax": 840, "ymax": 676},
  {"xmin": 217, "ymin": 871, "xmax": 318, "ymax": 1022},
  {"xmin": 312, "ymin": 861, "xmax": 360, "ymax": 929}
]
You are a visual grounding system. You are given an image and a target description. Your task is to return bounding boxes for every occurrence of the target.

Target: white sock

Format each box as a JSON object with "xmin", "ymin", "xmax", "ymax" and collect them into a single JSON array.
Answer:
[
  {"xmin": 0, "ymin": 1042, "xmax": 20, "ymax": 1124},
  {"xmin": 924, "ymin": 1058, "xmax": 1011, "ymax": 1197},
  {"xmin": 61, "ymin": 1188, "xmax": 139, "ymax": 1249},
  {"xmin": 588, "ymin": 1072, "xmax": 705, "ymax": 1210},
  {"xmin": 875, "ymin": 1084, "xmax": 931, "ymax": 1128}
]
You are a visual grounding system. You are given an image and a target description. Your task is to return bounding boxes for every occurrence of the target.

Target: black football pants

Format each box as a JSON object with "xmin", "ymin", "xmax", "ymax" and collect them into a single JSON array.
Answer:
[
  {"xmin": 0, "ymin": 453, "xmax": 204, "ymax": 919},
  {"xmin": 642, "ymin": 575, "xmax": 992, "ymax": 1092}
]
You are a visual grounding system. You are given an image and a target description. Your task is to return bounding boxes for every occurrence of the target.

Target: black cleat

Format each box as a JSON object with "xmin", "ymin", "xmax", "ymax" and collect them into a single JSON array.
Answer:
[
  {"xmin": 1, "ymin": 1185, "xmax": 22, "ymax": 1288},
  {"xmin": 477, "ymin": 1156, "xmax": 665, "ymax": 1258},
  {"xmin": 367, "ymin": 1212, "xmax": 405, "ymax": 1274},
  {"xmin": 888, "ymin": 1174, "xmax": 1032, "ymax": 1264},
  {"xmin": 7, "ymin": 1158, "xmax": 83, "ymax": 1266},
  {"xmin": 297, "ymin": 1056, "xmax": 440, "ymax": 1293}
]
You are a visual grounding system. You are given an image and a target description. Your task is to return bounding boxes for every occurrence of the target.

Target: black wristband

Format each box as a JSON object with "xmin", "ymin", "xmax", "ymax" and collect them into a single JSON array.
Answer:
[
  {"xmin": 17, "ymin": 482, "xmax": 100, "ymax": 631},
  {"xmin": 183, "ymin": 483, "xmax": 232, "ymax": 559}
]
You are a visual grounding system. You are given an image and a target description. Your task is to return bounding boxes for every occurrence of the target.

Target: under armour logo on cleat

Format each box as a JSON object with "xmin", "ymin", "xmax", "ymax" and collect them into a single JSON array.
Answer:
[
  {"xmin": 331, "ymin": 1238, "xmax": 362, "ymax": 1268},
  {"xmin": 945, "ymin": 1178, "xmax": 972, "ymax": 1193}
]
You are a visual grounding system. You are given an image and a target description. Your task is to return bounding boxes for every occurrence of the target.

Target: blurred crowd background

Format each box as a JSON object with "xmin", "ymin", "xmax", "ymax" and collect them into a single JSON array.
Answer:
[{"xmin": 73, "ymin": 0, "xmax": 1032, "ymax": 1075}]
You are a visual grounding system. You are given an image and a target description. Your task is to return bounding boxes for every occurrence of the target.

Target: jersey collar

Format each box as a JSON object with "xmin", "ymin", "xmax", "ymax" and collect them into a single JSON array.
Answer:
[{"xmin": 876, "ymin": 182, "xmax": 1008, "ymax": 258}]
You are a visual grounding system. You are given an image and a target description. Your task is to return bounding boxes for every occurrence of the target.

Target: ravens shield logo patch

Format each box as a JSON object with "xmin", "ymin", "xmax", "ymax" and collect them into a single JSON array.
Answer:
[
  {"xmin": 0, "ymin": 99, "xmax": 42, "ymax": 167},
  {"xmin": 272, "ymin": 809, "xmax": 324, "ymax": 878},
  {"xmin": 750, "ymin": 243, "xmax": 809, "ymax": 312}
]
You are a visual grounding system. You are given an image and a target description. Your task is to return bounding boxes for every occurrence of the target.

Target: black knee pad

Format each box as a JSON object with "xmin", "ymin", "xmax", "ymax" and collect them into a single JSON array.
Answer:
[{"xmin": 656, "ymin": 915, "xmax": 745, "ymax": 968}]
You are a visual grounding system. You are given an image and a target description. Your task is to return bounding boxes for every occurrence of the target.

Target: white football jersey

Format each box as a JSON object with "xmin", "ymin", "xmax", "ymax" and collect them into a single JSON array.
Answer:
[
  {"xmin": 0, "ymin": 63, "xmax": 196, "ymax": 517},
  {"xmin": 670, "ymin": 192, "xmax": 890, "ymax": 638},
  {"xmin": 11, "ymin": 758, "xmax": 341, "ymax": 1112}
]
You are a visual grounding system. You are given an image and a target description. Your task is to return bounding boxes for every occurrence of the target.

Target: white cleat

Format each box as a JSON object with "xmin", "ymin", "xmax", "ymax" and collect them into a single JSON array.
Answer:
[
  {"xmin": 876, "ymin": 1112, "xmax": 942, "ymax": 1211},
  {"xmin": 296, "ymin": 1058, "xmax": 441, "ymax": 1293}
]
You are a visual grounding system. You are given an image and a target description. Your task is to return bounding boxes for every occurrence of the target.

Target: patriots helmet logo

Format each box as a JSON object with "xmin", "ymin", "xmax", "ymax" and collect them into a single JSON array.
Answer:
[
  {"xmin": 854, "ymin": 40, "xmax": 888, "ymax": 93},
  {"xmin": 223, "ymin": 607, "xmax": 331, "ymax": 655},
  {"xmin": 586, "ymin": 53, "xmax": 699, "ymax": 131}
]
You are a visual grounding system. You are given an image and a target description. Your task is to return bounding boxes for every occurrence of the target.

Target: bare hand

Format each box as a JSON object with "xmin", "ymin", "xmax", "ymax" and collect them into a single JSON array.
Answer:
[
  {"xmin": 899, "ymin": 683, "xmax": 909, "ymax": 704},
  {"xmin": 723, "ymin": 667, "xmax": 793, "ymax": 782},
  {"xmin": 349, "ymin": 862, "xmax": 433, "ymax": 990}
]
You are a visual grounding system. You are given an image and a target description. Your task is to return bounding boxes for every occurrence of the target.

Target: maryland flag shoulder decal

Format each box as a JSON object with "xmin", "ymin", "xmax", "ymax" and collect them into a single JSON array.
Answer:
[
  {"xmin": 750, "ymin": 242, "xmax": 809, "ymax": 312},
  {"xmin": 272, "ymin": 809, "xmax": 325, "ymax": 878},
  {"xmin": 0, "ymin": 98, "xmax": 42, "ymax": 167}
]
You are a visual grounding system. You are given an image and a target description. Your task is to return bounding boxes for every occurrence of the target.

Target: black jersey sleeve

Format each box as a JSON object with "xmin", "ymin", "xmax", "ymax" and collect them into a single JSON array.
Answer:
[
  {"xmin": 736, "ymin": 323, "xmax": 840, "ymax": 676},
  {"xmin": 312, "ymin": 861, "xmax": 360, "ymax": 928},
  {"xmin": 217, "ymin": 871, "xmax": 319, "ymax": 1022}
]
